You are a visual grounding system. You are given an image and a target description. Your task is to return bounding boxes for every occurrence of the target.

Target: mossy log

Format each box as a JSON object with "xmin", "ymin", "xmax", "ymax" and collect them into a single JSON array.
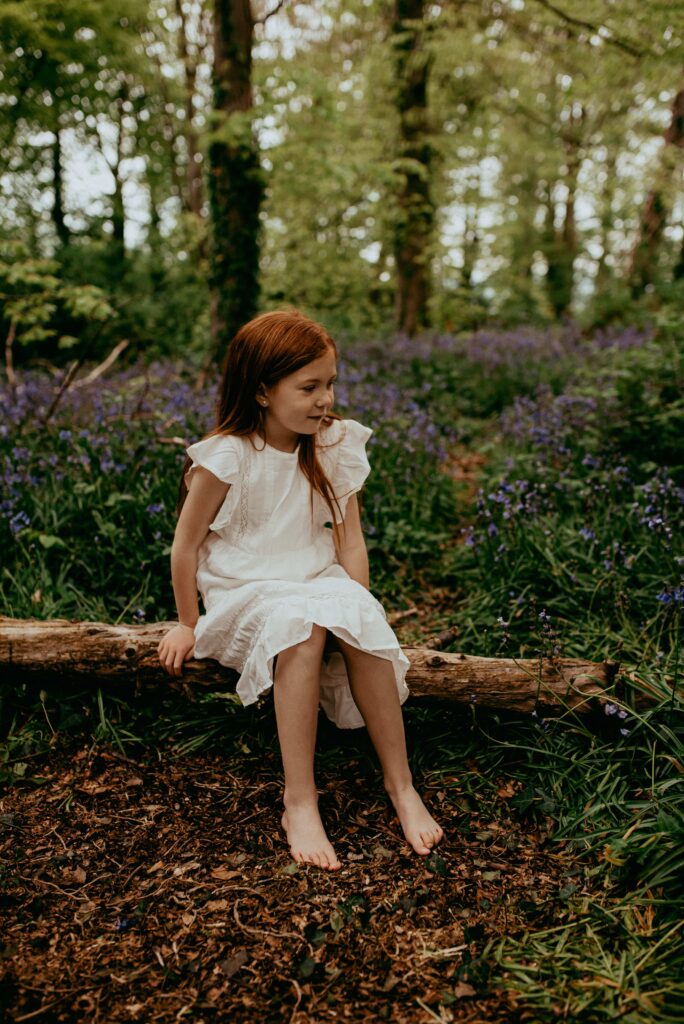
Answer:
[{"xmin": 0, "ymin": 616, "xmax": 649, "ymax": 716}]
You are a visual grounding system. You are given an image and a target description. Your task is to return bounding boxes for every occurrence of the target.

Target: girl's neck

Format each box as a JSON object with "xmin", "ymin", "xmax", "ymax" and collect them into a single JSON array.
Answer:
[{"xmin": 260, "ymin": 428, "xmax": 300, "ymax": 454}]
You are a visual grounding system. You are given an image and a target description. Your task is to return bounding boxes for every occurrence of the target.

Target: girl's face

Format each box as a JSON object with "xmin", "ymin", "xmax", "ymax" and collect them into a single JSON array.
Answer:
[{"xmin": 260, "ymin": 348, "xmax": 337, "ymax": 444}]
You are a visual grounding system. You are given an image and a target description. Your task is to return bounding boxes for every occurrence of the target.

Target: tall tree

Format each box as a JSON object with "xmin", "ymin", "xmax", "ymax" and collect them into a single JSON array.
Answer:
[
  {"xmin": 391, "ymin": 0, "xmax": 435, "ymax": 336},
  {"xmin": 629, "ymin": 81, "xmax": 684, "ymax": 296},
  {"xmin": 205, "ymin": 0, "xmax": 265, "ymax": 370}
]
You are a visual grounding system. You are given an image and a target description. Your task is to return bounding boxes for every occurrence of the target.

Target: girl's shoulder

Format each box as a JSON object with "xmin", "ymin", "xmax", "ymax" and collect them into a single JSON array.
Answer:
[{"xmin": 185, "ymin": 431, "xmax": 247, "ymax": 486}]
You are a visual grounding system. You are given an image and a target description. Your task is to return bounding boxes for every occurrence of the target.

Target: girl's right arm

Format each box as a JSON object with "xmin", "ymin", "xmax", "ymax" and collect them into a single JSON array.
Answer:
[{"xmin": 158, "ymin": 467, "xmax": 230, "ymax": 677}]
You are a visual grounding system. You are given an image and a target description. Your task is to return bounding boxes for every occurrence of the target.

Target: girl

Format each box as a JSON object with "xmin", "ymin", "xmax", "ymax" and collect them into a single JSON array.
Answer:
[{"xmin": 158, "ymin": 309, "xmax": 444, "ymax": 870}]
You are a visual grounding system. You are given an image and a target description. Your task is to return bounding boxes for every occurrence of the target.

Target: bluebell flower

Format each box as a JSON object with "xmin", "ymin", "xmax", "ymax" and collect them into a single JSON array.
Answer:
[
  {"xmin": 579, "ymin": 526, "xmax": 595, "ymax": 541},
  {"xmin": 9, "ymin": 510, "xmax": 30, "ymax": 535}
]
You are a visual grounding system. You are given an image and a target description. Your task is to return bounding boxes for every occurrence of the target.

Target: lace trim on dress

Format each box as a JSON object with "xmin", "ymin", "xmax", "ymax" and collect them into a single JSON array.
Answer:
[{"xmin": 237, "ymin": 441, "xmax": 252, "ymax": 542}]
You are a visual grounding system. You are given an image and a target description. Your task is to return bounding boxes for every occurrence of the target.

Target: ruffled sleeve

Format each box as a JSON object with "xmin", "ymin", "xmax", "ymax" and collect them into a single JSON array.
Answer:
[
  {"xmin": 328, "ymin": 418, "xmax": 373, "ymax": 524},
  {"xmin": 184, "ymin": 433, "xmax": 243, "ymax": 531}
]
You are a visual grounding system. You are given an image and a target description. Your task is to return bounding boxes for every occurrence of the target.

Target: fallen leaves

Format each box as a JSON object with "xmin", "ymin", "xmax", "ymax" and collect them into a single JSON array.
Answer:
[{"xmin": 1, "ymin": 740, "xmax": 588, "ymax": 1023}]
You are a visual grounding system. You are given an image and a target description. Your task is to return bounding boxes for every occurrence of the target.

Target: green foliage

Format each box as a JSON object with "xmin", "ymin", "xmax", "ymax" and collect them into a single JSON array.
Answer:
[{"xmin": 0, "ymin": 240, "xmax": 115, "ymax": 354}]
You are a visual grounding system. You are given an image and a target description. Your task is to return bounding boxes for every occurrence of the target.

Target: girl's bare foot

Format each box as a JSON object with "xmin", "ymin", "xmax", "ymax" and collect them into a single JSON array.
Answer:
[
  {"xmin": 385, "ymin": 784, "xmax": 444, "ymax": 855},
  {"xmin": 281, "ymin": 801, "xmax": 341, "ymax": 870}
]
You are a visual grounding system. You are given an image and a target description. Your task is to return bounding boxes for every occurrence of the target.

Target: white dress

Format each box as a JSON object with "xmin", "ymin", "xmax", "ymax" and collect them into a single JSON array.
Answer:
[{"xmin": 184, "ymin": 417, "xmax": 410, "ymax": 729}]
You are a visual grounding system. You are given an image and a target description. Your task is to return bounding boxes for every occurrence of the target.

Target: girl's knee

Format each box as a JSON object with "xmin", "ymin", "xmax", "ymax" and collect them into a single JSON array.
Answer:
[{"xmin": 277, "ymin": 625, "xmax": 327, "ymax": 668}]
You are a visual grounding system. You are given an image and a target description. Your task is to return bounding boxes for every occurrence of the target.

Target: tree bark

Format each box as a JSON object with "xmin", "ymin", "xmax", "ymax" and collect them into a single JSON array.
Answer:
[
  {"xmin": 629, "ymin": 83, "xmax": 684, "ymax": 296},
  {"xmin": 176, "ymin": 0, "xmax": 205, "ymax": 220},
  {"xmin": 392, "ymin": 0, "xmax": 435, "ymax": 337},
  {"xmin": 544, "ymin": 105, "xmax": 583, "ymax": 318},
  {"xmin": 0, "ymin": 616, "xmax": 652, "ymax": 716},
  {"xmin": 52, "ymin": 125, "xmax": 70, "ymax": 248},
  {"xmin": 205, "ymin": 0, "xmax": 263, "ymax": 372}
]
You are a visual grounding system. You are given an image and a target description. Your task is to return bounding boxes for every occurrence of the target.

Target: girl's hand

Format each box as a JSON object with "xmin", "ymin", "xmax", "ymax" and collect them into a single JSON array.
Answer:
[{"xmin": 158, "ymin": 623, "xmax": 196, "ymax": 677}]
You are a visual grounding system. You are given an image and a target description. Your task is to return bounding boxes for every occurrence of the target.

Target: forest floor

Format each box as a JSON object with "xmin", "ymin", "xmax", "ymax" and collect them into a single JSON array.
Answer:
[
  {"xmin": 0, "ymin": 717, "xmax": 591, "ymax": 1024},
  {"xmin": 1, "ymin": 438, "xmax": 602, "ymax": 1022}
]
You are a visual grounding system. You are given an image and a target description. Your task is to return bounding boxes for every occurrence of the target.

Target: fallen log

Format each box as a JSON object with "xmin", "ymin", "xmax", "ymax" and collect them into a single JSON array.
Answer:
[{"xmin": 0, "ymin": 615, "xmax": 648, "ymax": 716}]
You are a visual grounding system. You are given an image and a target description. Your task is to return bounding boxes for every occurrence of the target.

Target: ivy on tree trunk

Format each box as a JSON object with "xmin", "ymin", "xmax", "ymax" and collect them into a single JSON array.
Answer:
[
  {"xmin": 391, "ymin": 0, "xmax": 435, "ymax": 338},
  {"xmin": 207, "ymin": 0, "xmax": 264, "ymax": 370}
]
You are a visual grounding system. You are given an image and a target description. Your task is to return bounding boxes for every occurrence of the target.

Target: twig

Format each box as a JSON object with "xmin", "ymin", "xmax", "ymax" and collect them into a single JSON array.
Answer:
[
  {"xmin": 233, "ymin": 898, "xmax": 312, "ymax": 949},
  {"xmin": 387, "ymin": 606, "xmax": 419, "ymax": 625},
  {"xmin": 39, "ymin": 359, "xmax": 82, "ymax": 426},
  {"xmin": 289, "ymin": 978, "xmax": 303, "ymax": 1024},
  {"xmin": 424, "ymin": 627, "xmax": 460, "ymax": 651},
  {"xmin": 254, "ymin": 0, "xmax": 287, "ymax": 26},
  {"xmin": 531, "ymin": 0, "xmax": 645, "ymax": 57},
  {"xmin": 4, "ymin": 318, "xmax": 16, "ymax": 390}
]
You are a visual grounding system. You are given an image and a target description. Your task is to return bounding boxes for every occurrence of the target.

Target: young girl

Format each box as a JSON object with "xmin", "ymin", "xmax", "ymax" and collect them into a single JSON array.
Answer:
[{"xmin": 157, "ymin": 309, "xmax": 444, "ymax": 870}]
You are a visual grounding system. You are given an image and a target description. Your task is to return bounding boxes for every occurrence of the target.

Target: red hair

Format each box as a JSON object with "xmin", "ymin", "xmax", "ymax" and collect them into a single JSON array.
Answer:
[{"xmin": 177, "ymin": 309, "xmax": 348, "ymax": 538}]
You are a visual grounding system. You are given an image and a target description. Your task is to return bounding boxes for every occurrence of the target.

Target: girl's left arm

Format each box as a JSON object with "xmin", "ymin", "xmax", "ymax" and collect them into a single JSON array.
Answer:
[{"xmin": 333, "ymin": 494, "xmax": 369, "ymax": 589}]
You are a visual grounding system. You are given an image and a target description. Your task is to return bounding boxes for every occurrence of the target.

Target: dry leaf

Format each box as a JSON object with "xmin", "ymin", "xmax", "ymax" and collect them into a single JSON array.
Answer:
[
  {"xmin": 219, "ymin": 949, "xmax": 248, "ymax": 978},
  {"xmin": 205, "ymin": 899, "xmax": 229, "ymax": 912},
  {"xmin": 210, "ymin": 866, "xmax": 242, "ymax": 880},
  {"xmin": 73, "ymin": 901, "xmax": 96, "ymax": 924}
]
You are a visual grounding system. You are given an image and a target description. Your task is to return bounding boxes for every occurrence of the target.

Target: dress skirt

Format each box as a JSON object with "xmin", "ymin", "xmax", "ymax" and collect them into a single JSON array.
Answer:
[{"xmin": 192, "ymin": 564, "xmax": 410, "ymax": 730}]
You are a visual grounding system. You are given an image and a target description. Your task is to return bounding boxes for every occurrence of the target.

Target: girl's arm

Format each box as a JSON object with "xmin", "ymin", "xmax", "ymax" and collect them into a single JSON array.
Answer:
[
  {"xmin": 159, "ymin": 467, "xmax": 230, "ymax": 678},
  {"xmin": 333, "ymin": 494, "xmax": 369, "ymax": 589}
]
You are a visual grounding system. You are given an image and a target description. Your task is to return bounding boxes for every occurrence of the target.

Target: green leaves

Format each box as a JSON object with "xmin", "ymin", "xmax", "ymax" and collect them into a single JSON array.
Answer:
[{"xmin": 0, "ymin": 241, "xmax": 115, "ymax": 354}]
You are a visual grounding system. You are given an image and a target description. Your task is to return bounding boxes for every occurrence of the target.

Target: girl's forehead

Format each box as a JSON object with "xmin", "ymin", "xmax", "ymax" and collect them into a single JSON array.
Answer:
[{"xmin": 293, "ymin": 353, "xmax": 337, "ymax": 378}]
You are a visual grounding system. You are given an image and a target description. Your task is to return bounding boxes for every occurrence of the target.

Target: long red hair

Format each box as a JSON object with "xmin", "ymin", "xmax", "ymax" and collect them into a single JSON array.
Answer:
[{"xmin": 177, "ymin": 309, "xmax": 348, "ymax": 538}]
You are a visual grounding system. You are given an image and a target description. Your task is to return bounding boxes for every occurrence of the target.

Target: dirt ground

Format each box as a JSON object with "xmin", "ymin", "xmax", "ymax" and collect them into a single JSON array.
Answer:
[{"xmin": 0, "ymin": 706, "xmax": 585, "ymax": 1024}]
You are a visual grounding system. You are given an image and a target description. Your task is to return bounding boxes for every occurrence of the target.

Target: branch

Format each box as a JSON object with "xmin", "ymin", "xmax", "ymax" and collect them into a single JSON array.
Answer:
[
  {"xmin": 531, "ymin": 0, "xmax": 645, "ymax": 58},
  {"xmin": 72, "ymin": 339, "xmax": 130, "ymax": 389},
  {"xmin": 254, "ymin": 0, "xmax": 287, "ymax": 26}
]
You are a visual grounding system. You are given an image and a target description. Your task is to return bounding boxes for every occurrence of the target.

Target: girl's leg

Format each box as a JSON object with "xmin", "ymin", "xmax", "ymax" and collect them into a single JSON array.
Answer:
[
  {"xmin": 335, "ymin": 638, "xmax": 444, "ymax": 855},
  {"xmin": 273, "ymin": 625, "xmax": 341, "ymax": 870}
]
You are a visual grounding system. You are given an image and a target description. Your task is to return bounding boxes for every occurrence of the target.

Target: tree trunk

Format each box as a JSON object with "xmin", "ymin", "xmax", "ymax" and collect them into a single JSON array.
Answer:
[
  {"xmin": 595, "ymin": 149, "xmax": 617, "ymax": 288},
  {"xmin": 392, "ymin": 0, "xmax": 435, "ymax": 337},
  {"xmin": 544, "ymin": 105, "xmax": 583, "ymax": 318},
  {"xmin": 205, "ymin": 0, "xmax": 263, "ymax": 372},
  {"xmin": 629, "ymin": 83, "xmax": 684, "ymax": 296},
  {"xmin": 0, "ymin": 616, "xmax": 653, "ymax": 717},
  {"xmin": 52, "ymin": 125, "xmax": 70, "ymax": 248},
  {"xmin": 106, "ymin": 82, "xmax": 128, "ymax": 284},
  {"xmin": 176, "ymin": 0, "xmax": 205, "ymax": 220}
]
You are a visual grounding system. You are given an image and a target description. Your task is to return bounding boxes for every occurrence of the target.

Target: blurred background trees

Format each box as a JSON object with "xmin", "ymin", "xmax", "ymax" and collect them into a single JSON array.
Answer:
[{"xmin": 1, "ymin": 0, "xmax": 683, "ymax": 369}]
